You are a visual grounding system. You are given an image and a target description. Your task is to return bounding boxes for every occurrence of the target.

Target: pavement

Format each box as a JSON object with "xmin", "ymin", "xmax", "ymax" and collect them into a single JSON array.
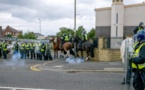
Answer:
[{"xmin": 37, "ymin": 58, "xmax": 125, "ymax": 72}]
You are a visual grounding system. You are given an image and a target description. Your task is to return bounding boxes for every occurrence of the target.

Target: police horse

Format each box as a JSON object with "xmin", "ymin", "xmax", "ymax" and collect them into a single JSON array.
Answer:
[
  {"xmin": 120, "ymin": 37, "xmax": 134, "ymax": 84},
  {"xmin": 73, "ymin": 36, "xmax": 94, "ymax": 60}
]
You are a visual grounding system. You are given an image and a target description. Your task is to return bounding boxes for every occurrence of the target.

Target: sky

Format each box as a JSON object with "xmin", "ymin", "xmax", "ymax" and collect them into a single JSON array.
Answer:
[{"xmin": 0, "ymin": 0, "xmax": 145, "ymax": 36}]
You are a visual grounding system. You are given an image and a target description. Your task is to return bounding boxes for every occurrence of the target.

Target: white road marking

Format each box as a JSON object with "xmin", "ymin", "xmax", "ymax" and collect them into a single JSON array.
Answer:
[
  {"xmin": 0, "ymin": 86, "xmax": 56, "ymax": 90},
  {"xmin": 54, "ymin": 65, "xmax": 63, "ymax": 68},
  {"xmin": 104, "ymin": 68, "xmax": 124, "ymax": 71}
]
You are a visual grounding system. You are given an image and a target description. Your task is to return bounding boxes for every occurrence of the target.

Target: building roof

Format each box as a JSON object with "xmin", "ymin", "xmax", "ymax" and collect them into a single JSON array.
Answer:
[
  {"xmin": 34, "ymin": 33, "xmax": 45, "ymax": 36},
  {"xmin": 95, "ymin": 2, "xmax": 145, "ymax": 11},
  {"xmin": 6, "ymin": 26, "xmax": 21, "ymax": 33}
]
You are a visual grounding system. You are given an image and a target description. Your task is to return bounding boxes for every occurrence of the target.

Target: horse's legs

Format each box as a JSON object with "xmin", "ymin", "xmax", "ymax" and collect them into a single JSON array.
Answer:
[
  {"xmin": 85, "ymin": 50, "xmax": 90, "ymax": 61},
  {"xmin": 53, "ymin": 50, "xmax": 55, "ymax": 59},
  {"xmin": 81, "ymin": 50, "xmax": 83, "ymax": 58},
  {"xmin": 57, "ymin": 50, "xmax": 58, "ymax": 58}
]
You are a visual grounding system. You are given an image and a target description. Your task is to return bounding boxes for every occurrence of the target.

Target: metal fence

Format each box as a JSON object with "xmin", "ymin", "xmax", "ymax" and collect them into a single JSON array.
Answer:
[{"xmin": 0, "ymin": 38, "xmax": 49, "ymax": 43}]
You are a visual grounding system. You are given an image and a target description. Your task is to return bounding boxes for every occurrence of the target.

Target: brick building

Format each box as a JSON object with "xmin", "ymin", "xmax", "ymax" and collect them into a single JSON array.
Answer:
[{"xmin": 2, "ymin": 26, "xmax": 22, "ymax": 38}]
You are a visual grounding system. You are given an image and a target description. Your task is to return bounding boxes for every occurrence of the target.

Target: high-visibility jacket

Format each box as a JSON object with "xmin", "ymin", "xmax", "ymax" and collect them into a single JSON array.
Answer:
[
  {"xmin": 2, "ymin": 43, "xmax": 7, "ymax": 51},
  {"xmin": 20, "ymin": 44, "xmax": 25, "ymax": 50},
  {"xmin": 82, "ymin": 34, "xmax": 88, "ymax": 41},
  {"xmin": 30, "ymin": 43, "xmax": 35, "ymax": 49},
  {"xmin": 13, "ymin": 43, "xmax": 19, "ymax": 50},
  {"xmin": 132, "ymin": 43, "xmax": 145, "ymax": 69},
  {"xmin": 25, "ymin": 44, "xmax": 30, "ymax": 50},
  {"xmin": 64, "ymin": 35, "xmax": 69, "ymax": 41},
  {"xmin": 41, "ymin": 45, "xmax": 45, "ymax": 52},
  {"xmin": 137, "ymin": 27, "xmax": 143, "ymax": 33}
]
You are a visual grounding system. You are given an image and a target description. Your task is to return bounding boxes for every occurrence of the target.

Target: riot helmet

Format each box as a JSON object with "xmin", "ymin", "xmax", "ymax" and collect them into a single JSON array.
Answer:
[
  {"xmin": 139, "ymin": 22, "xmax": 144, "ymax": 28},
  {"xmin": 137, "ymin": 30, "xmax": 145, "ymax": 41}
]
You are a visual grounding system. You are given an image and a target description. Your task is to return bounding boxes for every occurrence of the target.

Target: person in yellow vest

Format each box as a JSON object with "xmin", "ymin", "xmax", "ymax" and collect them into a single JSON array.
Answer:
[
  {"xmin": 2, "ymin": 41, "xmax": 8, "ymax": 59},
  {"xmin": 25, "ymin": 42, "xmax": 30, "ymax": 59},
  {"xmin": 20, "ymin": 42, "xmax": 26, "ymax": 59},
  {"xmin": 134, "ymin": 22, "xmax": 144, "ymax": 34},
  {"xmin": 60, "ymin": 33, "xmax": 69, "ymax": 49},
  {"xmin": 78, "ymin": 31, "xmax": 88, "ymax": 49},
  {"xmin": 131, "ymin": 30, "xmax": 145, "ymax": 90},
  {"xmin": 35, "ymin": 42, "xmax": 41, "ymax": 60},
  {"xmin": 40, "ymin": 42, "xmax": 46, "ymax": 60},
  {"xmin": 30, "ymin": 42, "xmax": 35, "ymax": 59}
]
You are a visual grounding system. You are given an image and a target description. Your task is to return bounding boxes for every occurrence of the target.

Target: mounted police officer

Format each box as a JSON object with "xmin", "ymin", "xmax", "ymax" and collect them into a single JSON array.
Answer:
[
  {"xmin": 60, "ymin": 33, "xmax": 69, "ymax": 49},
  {"xmin": 78, "ymin": 30, "xmax": 88, "ymax": 49},
  {"xmin": 131, "ymin": 30, "xmax": 145, "ymax": 90}
]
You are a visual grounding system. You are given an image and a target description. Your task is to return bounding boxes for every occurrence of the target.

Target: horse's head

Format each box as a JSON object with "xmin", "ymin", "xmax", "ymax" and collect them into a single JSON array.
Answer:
[
  {"xmin": 49, "ymin": 37, "xmax": 55, "ymax": 42},
  {"xmin": 73, "ymin": 36, "xmax": 82, "ymax": 43}
]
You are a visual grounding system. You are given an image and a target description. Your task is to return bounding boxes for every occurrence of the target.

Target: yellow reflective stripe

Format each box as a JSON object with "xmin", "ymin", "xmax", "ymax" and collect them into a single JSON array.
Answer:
[
  {"xmin": 65, "ymin": 36, "xmax": 69, "ymax": 41},
  {"xmin": 132, "ymin": 63, "xmax": 145, "ymax": 69},
  {"xmin": 132, "ymin": 43, "xmax": 145, "ymax": 69}
]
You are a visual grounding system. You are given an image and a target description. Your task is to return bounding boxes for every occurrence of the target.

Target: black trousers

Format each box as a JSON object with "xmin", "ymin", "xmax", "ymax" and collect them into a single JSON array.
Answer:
[
  {"xmin": 2, "ymin": 50, "xmax": 7, "ymax": 59},
  {"xmin": 36, "ymin": 53, "xmax": 40, "ymax": 60},
  {"xmin": 25, "ymin": 50, "xmax": 29, "ymax": 59},
  {"xmin": 0, "ymin": 49, "xmax": 2, "ymax": 58},
  {"xmin": 40, "ymin": 52, "xmax": 45, "ymax": 60},
  {"xmin": 30, "ymin": 49, "xmax": 35, "ymax": 59},
  {"xmin": 133, "ymin": 70, "xmax": 145, "ymax": 90}
]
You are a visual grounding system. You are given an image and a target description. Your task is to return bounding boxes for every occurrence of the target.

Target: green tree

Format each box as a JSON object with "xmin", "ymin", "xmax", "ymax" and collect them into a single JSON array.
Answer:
[
  {"xmin": 23, "ymin": 32, "xmax": 36, "ymax": 39},
  {"xmin": 17, "ymin": 33, "xmax": 23, "ymax": 39},
  {"xmin": 56, "ymin": 27, "xmax": 74, "ymax": 37},
  {"xmin": 76, "ymin": 26, "xmax": 85, "ymax": 38},
  {"xmin": 87, "ymin": 28, "xmax": 95, "ymax": 40}
]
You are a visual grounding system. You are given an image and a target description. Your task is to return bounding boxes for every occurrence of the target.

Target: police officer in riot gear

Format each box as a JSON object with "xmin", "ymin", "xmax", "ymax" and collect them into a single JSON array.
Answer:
[
  {"xmin": 131, "ymin": 30, "xmax": 145, "ymax": 90},
  {"xmin": 134, "ymin": 22, "xmax": 144, "ymax": 34}
]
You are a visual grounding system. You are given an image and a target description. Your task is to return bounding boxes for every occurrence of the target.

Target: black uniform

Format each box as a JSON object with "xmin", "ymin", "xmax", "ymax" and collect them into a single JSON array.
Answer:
[{"xmin": 132, "ymin": 41, "xmax": 145, "ymax": 90}]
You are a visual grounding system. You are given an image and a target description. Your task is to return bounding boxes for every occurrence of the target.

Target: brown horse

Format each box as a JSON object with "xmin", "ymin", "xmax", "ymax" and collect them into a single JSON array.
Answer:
[
  {"xmin": 49, "ymin": 37, "xmax": 60, "ymax": 58},
  {"xmin": 56, "ymin": 37, "xmax": 75, "ymax": 58}
]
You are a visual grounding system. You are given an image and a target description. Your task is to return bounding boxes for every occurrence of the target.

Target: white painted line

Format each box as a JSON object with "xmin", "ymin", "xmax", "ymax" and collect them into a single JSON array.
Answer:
[
  {"xmin": 104, "ymin": 68, "xmax": 124, "ymax": 71},
  {"xmin": 0, "ymin": 86, "xmax": 56, "ymax": 90},
  {"xmin": 54, "ymin": 65, "xmax": 63, "ymax": 68}
]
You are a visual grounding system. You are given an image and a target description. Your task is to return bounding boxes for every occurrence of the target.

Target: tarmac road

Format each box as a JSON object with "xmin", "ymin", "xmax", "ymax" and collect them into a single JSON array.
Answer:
[{"xmin": 0, "ymin": 58, "xmax": 134, "ymax": 90}]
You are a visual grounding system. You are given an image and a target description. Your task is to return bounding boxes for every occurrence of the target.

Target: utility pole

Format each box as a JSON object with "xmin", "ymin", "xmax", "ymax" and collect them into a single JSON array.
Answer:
[
  {"xmin": 74, "ymin": 0, "xmax": 77, "ymax": 56},
  {"xmin": 38, "ymin": 19, "xmax": 41, "ymax": 34}
]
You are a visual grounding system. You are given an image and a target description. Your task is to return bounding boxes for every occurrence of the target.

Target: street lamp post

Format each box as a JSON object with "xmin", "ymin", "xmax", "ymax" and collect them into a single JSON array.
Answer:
[
  {"xmin": 74, "ymin": 0, "xmax": 77, "ymax": 56},
  {"xmin": 38, "ymin": 19, "xmax": 41, "ymax": 34},
  {"xmin": 74, "ymin": 0, "xmax": 76, "ymax": 34}
]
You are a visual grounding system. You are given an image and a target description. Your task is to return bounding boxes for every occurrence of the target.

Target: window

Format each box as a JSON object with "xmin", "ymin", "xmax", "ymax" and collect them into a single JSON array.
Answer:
[
  {"xmin": 116, "ymin": 13, "xmax": 118, "ymax": 24},
  {"xmin": 116, "ymin": 26, "xmax": 118, "ymax": 37}
]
